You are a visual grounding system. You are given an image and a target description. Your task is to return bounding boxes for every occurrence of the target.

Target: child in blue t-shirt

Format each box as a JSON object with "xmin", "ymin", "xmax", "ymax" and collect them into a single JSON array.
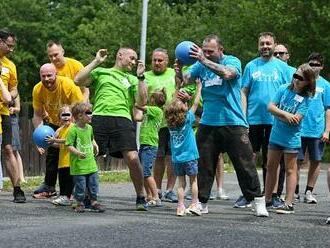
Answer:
[
  {"xmin": 164, "ymin": 81, "xmax": 202, "ymax": 217},
  {"xmin": 264, "ymin": 63, "xmax": 316, "ymax": 214},
  {"xmin": 134, "ymin": 88, "xmax": 166, "ymax": 207}
]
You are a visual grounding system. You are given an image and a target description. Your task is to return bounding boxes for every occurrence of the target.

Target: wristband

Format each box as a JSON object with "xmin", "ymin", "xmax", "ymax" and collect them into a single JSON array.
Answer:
[{"xmin": 137, "ymin": 74, "xmax": 145, "ymax": 81}]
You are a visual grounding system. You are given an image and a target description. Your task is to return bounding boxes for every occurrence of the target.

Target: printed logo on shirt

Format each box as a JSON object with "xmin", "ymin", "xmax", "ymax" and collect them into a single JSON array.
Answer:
[
  {"xmin": 204, "ymin": 75, "xmax": 222, "ymax": 87},
  {"xmin": 1, "ymin": 67, "xmax": 9, "ymax": 75},
  {"xmin": 252, "ymin": 69, "xmax": 280, "ymax": 83},
  {"xmin": 312, "ymin": 87, "xmax": 324, "ymax": 99},
  {"xmin": 121, "ymin": 78, "xmax": 131, "ymax": 89},
  {"xmin": 279, "ymin": 93, "xmax": 303, "ymax": 114}
]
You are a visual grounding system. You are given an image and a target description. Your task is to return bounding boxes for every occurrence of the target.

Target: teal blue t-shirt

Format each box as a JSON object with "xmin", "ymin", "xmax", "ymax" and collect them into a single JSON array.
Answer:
[
  {"xmin": 269, "ymin": 84, "xmax": 310, "ymax": 148},
  {"xmin": 242, "ymin": 57, "xmax": 292, "ymax": 125},
  {"xmin": 169, "ymin": 110, "xmax": 199, "ymax": 163},
  {"xmin": 188, "ymin": 55, "xmax": 247, "ymax": 127},
  {"xmin": 301, "ymin": 76, "xmax": 330, "ymax": 138}
]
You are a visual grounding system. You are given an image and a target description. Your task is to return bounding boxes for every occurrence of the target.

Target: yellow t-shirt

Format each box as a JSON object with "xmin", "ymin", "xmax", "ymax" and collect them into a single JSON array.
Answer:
[
  {"xmin": 0, "ymin": 56, "xmax": 18, "ymax": 115},
  {"xmin": 32, "ymin": 76, "xmax": 83, "ymax": 126},
  {"xmin": 58, "ymin": 123, "xmax": 74, "ymax": 168},
  {"xmin": 56, "ymin": 57, "xmax": 84, "ymax": 79}
]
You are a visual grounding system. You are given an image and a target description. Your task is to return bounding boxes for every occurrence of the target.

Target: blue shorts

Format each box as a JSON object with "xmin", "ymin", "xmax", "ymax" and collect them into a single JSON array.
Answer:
[
  {"xmin": 139, "ymin": 145, "xmax": 157, "ymax": 178},
  {"xmin": 173, "ymin": 160, "xmax": 198, "ymax": 176},
  {"xmin": 268, "ymin": 142, "xmax": 300, "ymax": 154},
  {"xmin": 298, "ymin": 137, "xmax": 324, "ymax": 161}
]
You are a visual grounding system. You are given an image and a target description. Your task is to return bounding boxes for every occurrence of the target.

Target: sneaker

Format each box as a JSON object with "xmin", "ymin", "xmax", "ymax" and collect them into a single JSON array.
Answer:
[
  {"xmin": 33, "ymin": 190, "xmax": 57, "ymax": 199},
  {"xmin": 209, "ymin": 192, "xmax": 216, "ymax": 200},
  {"xmin": 269, "ymin": 196, "xmax": 284, "ymax": 209},
  {"xmin": 90, "ymin": 203, "xmax": 106, "ymax": 213},
  {"xmin": 147, "ymin": 199, "xmax": 162, "ymax": 207},
  {"xmin": 187, "ymin": 203, "xmax": 202, "ymax": 216},
  {"xmin": 52, "ymin": 195, "xmax": 71, "ymax": 206},
  {"xmin": 253, "ymin": 196, "xmax": 269, "ymax": 217},
  {"xmin": 276, "ymin": 204, "xmax": 294, "ymax": 214},
  {"xmin": 293, "ymin": 194, "xmax": 300, "ymax": 205},
  {"xmin": 75, "ymin": 203, "xmax": 85, "ymax": 213},
  {"xmin": 33, "ymin": 183, "xmax": 48, "ymax": 194},
  {"xmin": 198, "ymin": 202, "xmax": 209, "ymax": 214},
  {"xmin": 233, "ymin": 196, "xmax": 252, "ymax": 208},
  {"xmin": 157, "ymin": 189, "xmax": 163, "ymax": 200},
  {"xmin": 304, "ymin": 190, "xmax": 317, "ymax": 204},
  {"xmin": 326, "ymin": 217, "xmax": 330, "ymax": 224},
  {"xmin": 176, "ymin": 205, "xmax": 187, "ymax": 217},
  {"xmin": 216, "ymin": 188, "xmax": 229, "ymax": 200},
  {"xmin": 13, "ymin": 188, "xmax": 26, "ymax": 203},
  {"xmin": 163, "ymin": 190, "xmax": 178, "ymax": 203},
  {"xmin": 136, "ymin": 197, "xmax": 148, "ymax": 211}
]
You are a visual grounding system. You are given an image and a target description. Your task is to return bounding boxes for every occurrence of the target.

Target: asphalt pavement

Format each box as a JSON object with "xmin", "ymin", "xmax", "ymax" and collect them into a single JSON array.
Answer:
[{"xmin": 0, "ymin": 169, "xmax": 330, "ymax": 248}]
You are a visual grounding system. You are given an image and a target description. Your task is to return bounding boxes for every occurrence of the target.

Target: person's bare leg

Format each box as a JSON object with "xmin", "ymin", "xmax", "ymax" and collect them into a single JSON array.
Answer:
[
  {"xmin": 165, "ymin": 155, "xmax": 176, "ymax": 191},
  {"xmin": 265, "ymin": 149, "xmax": 282, "ymax": 202},
  {"xmin": 283, "ymin": 153, "xmax": 298, "ymax": 205},
  {"xmin": 3, "ymin": 144, "xmax": 20, "ymax": 186},
  {"xmin": 306, "ymin": 160, "xmax": 320, "ymax": 189},
  {"xmin": 15, "ymin": 151, "xmax": 25, "ymax": 183},
  {"xmin": 154, "ymin": 156, "xmax": 166, "ymax": 191}
]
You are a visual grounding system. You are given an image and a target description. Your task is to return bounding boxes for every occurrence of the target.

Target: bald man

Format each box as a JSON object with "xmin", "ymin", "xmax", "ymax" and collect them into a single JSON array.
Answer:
[
  {"xmin": 47, "ymin": 40, "xmax": 89, "ymax": 101},
  {"xmin": 32, "ymin": 63, "xmax": 83, "ymax": 198},
  {"xmin": 75, "ymin": 47, "xmax": 148, "ymax": 210}
]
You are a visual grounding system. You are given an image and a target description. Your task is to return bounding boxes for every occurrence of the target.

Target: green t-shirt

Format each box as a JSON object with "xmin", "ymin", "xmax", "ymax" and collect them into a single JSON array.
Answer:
[
  {"xmin": 66, "ymin": 124, "xmax": 98, "ymax": 176},
  {"xmin": 140, "ymin": 106, "xmax": 163, "ymax": 147},
  {"xmin": 90, "ymin": 67, "xmax": 138, "ymax": 120},
  {"xmin": 145, "ymin": 68, "xmax": 176, "ymax": 127}
]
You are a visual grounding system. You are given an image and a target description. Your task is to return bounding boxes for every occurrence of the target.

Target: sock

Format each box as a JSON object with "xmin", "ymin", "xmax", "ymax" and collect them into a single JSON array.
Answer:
[
  {"xmin": 295, "ymin": 184, "xmax": 299, "ymax": 194},
  {"xmin": 272, "ymin": 193, "xmax": 278, "ymax": 198},
  {"xmin": 305, "ymin": 186, "xmax": 313, "ymax": 194}
]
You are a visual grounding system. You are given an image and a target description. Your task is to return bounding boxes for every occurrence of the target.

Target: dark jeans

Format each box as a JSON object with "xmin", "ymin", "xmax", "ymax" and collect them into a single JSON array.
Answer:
[
  {"xmin": 197, "ymin": 125, "xmax": 261, "ymax": 203},
  {"xmin": 58, "ymin": 167, "xmax": 73, "ymax": 197},
  {"xmin": 73, "ymin": 172, "xmax": 99, "ymax": 203},
  {"xmin": 45, "ymin": 123, "xmax": 59, "ymax": 188}
]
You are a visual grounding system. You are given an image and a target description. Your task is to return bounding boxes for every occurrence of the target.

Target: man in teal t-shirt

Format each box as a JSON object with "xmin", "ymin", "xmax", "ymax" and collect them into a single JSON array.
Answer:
[
  {"xmin": 144, "ymin": 48, "xmax": 178, "ymax": 203},
  {"xmin": 74, "ymin": 47, "xmax": 148, "ymax": 211}
]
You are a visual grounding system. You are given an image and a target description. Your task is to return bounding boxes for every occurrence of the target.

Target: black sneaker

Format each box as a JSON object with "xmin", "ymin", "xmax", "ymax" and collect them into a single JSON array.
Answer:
[
  {"xmin": 275, "ymin": 204, "xmax": 294, "ymax": 214},
  {"xmin": 13, "ymin": 188, "xmax": 26, "ymax": 203}
]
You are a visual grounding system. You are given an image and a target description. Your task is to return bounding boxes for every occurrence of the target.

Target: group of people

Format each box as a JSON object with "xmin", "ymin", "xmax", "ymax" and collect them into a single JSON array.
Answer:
[{"xmin": 1, "ymin": 28, "xmax": 330, "ymax": 221}]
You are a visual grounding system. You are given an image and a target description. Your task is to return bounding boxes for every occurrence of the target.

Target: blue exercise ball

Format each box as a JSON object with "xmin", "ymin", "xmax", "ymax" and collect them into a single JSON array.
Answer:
[
  {"xmin": 175, "ymin": 41, "xmax": 197, "ymax": 65},
  {"xmin": 33, "ymin": 125, "xmax": 55, "ymax": 148}
]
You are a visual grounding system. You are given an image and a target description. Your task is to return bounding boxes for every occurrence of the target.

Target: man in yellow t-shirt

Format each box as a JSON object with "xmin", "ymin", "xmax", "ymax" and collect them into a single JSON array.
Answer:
[
  {"xmin": 0, "ymin": 29, "xmax": 26, "ymax": 203},
  {"xmin": 32, "ymin": 63, "xmax": 83, "ymax": 198},
  {"xmin": 47, "ymin": 40, "xmax": 89, "ymax": 102}
]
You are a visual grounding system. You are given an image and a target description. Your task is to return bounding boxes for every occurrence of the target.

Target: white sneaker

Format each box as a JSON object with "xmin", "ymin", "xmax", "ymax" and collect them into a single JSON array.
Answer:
[
  {"xmin": 198, "ymin": 202, "xmax": 209, "ymax": 214},
  {"xmin": 304, "ymin": 190, "xmax": 317, "ymax": 204},
  {"xmin": 52, "ymin": 195, "xmax": 71, "ymax": 206},
  {"xmin": 216, "ymin": 188, "xmax": 229, "ymax": 200},
  {"xmin": 253, "ymin": 196, "xmax": 269, "ymax": 217}
]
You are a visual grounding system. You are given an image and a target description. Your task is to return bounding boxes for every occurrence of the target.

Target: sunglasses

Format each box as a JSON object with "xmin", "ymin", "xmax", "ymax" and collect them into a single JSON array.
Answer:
[
  {"xmin": 85, "ymin": 111, "xmax": 93, "ymax": 116},
  {"xmin": 273, "ymin": 52, "xmax": 287, "ymax": 56},
  {"xmin": 293, "ymin": 73, "xmax": 304, "ymax": 82},
  {"xmin": 61, "ymin": 113, "xmax": 72, "ymax": 117},
  {"xmin": 309, "ymin": 62, "xmax": 322, "ymax": 67}
]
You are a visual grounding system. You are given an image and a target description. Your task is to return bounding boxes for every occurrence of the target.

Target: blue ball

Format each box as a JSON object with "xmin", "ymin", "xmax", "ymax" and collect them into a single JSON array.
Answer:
[
  {"xmin": 33, "ymin": 125, "xmax": 55, "ymax": 148},
  {"xmin": 175, "ymin": 41, "xmax": 197, "ymax": 65}
]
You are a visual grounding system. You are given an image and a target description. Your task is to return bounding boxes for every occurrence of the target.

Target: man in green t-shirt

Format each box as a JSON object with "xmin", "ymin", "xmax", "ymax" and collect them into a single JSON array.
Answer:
[
  {"xmin": 144, "ymin": 48, "xmax": 178, "ymax": 203},
  {"xmin": 75, "ymin": 47, "xmax": 148, "ymax": 210}
]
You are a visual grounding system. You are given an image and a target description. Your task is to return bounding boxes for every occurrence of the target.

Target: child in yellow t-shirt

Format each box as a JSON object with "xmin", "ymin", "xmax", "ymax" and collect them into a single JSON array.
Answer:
[{"xmin": 46, "ymin": 105, "xmax": 74, "ymax": 206}]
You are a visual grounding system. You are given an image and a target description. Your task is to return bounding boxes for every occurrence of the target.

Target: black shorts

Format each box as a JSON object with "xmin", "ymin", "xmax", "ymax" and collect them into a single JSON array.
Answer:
[
  {"xmin": 248, "ymin": 124, "xmax": 272, "ymax": 153},
  {"xmin": 1, "ymin": 115, "xmax": 12, "ymax": 147},
  {"xmin": 157, "ymin": 127, "xmax": 171, "ymax": 157},
  {"xmin": 92, "ymin": 115, "xmax": 137, "ymax": 158}
]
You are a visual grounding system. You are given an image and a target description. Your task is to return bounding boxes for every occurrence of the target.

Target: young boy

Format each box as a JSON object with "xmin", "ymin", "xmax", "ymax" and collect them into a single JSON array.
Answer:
[{"xmin": 66, "ymin": 102, "xmax": 105, "ymax": 213}]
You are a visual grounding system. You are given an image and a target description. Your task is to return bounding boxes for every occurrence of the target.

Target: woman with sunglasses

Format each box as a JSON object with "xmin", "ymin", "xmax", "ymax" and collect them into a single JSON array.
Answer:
[{"xmin": 264, "ymin": 63, "xmax": 316, "ymax": 214}]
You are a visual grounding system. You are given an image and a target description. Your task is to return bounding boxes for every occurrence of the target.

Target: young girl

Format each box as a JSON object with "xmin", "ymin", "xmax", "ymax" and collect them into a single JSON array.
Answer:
[
  {"xmin": 66, "ymin": 102, "xmax": 104, "ymax": 213},
  {"xmin": 134, "ymin": 89, "xmax": 166, "ymax": 207},
  {"xmin": 164, "ymin": 81, "xmax": 202, "ymax": 216},
  {"xmin": 264, "ymin": 63, "xmax": 316, "ymax": 214},
  {"xmin": 46, "ymin": 105, "xmax": 74, "ymax": 206}
]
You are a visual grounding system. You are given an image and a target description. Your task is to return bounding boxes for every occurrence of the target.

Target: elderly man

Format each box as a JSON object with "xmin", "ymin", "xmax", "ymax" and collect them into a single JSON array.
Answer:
[
  {"xmin": 75, "ymin": 47, "xmax": 148, "ymax": 210},
  {"xmin": 0, "ymin": 29, "xmax": 26, "ymax": 203},
  {"xmin": 32, "ymin": 63, "xmax": 83, "ymax": 198},
  {"xmin": 144, "ymin": 48, "xmax": 178, "ymax": 202},
  {"xmin": 176, "ymin": 34, "xmax": 268, "ymax": 217}
]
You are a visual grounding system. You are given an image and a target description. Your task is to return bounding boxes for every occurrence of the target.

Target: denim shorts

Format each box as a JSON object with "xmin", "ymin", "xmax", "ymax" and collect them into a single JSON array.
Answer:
[
  {"xmin": 268, "ymin": 142, "xmax": 300, "ymax": 154},
  {"xmin": 173, "ymin": 159, "xmax": 198, "ymax": 176},
  {"xmin": 298, "ymin": 137, "xmax": 324, "ymax": 161},
  {"xmin": 139, "ymin": 145, "xmax": 157, "ymax": 178}
]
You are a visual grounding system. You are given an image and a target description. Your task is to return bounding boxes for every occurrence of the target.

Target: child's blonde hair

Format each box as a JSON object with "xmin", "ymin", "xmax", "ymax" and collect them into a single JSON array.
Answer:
[
  {"xmin": 164, "ymin": 99, "xmax": 187, "ymax": 128},
  {"xmin": 150, "ymin": 88, "xmax": 166, "ymax": 107},
  {"xmin": 72, "ymin": 102, "xmax": 92, "ymax": 119},
  {"xmin": 58, "ymin": 104, "xmax": 71, "ymax": 117}
]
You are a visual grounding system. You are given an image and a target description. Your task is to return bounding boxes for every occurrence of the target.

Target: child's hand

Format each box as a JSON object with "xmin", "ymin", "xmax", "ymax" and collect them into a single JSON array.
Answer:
[
  {"xmin": 45, "ymin": 135, "xmax": 55, "ymax": 144},
  {"xmin": 77, "ymin": 151, "xmax": 86, "ymax": 159},
  {"xmin": 36, "ymin": 146, "xmax": 45, "ymax": 155},
  {"xmin": 284, "ymin": 113, "xmax": 300, "ymax": 125}
]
